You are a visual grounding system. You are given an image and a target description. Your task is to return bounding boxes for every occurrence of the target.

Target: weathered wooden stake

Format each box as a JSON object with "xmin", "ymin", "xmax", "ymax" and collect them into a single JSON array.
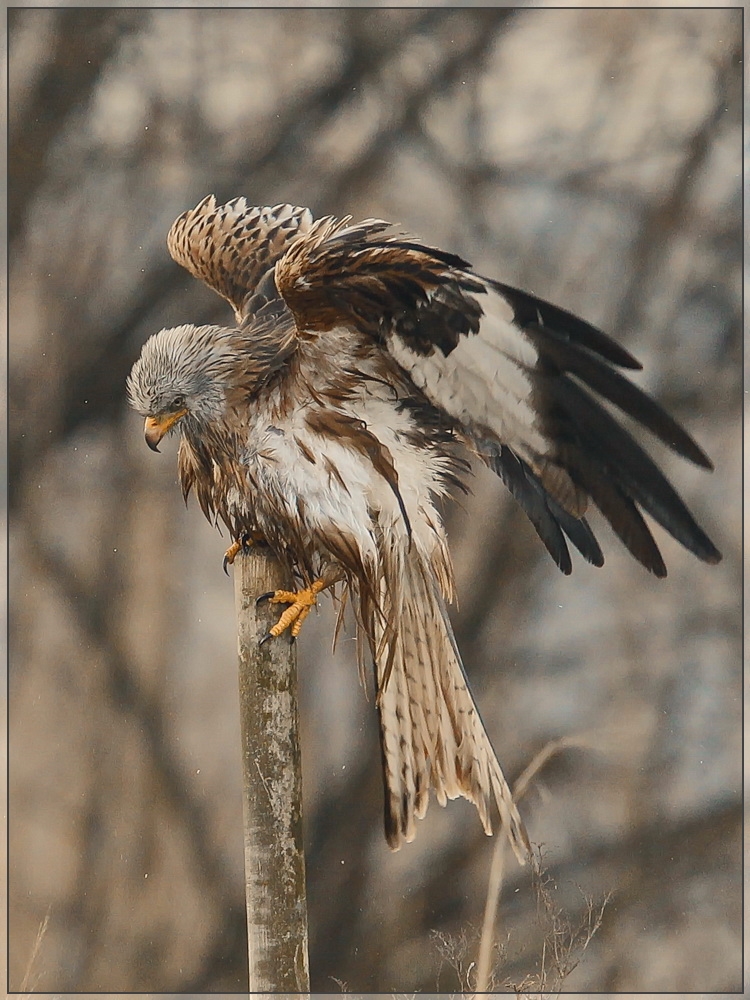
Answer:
[{"xmin": 233, "ymin": 546, "xmax": 310, "ymax": 992}]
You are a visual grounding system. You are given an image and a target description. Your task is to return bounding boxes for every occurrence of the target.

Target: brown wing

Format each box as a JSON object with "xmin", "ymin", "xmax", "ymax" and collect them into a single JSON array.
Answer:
[
  {"xmin": 274, "ymin": 215, "xmax": 487, "ymax": 341},
  {"xmin": 274, "ymin": 216, "xmax": 721, "ymax": 576},
  {"xmin": 167, "ymin": 195, "xmax": 315, "ymax": 323}
]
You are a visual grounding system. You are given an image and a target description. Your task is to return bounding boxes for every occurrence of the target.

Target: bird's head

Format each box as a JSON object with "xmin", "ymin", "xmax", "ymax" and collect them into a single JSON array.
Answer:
[{"xmin": 127, "ymin": 323, "xmax": 236, "ymax": 451}]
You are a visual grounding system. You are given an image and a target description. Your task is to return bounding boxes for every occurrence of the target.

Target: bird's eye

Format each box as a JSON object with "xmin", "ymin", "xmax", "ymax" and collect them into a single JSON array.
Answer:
[{"xmin": 171, "ymin": 395, "xmax": 186, "ymax": 410}]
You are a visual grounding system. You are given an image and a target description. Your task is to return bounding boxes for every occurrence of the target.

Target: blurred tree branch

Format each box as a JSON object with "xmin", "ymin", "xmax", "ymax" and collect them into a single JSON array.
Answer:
[
  {"xmin": 612, "ymin": 38, "xmax": 742, "ymax": 340},
  {"xmin": 22, "ymin": 528, "xmax": 242, "ymax": 914},
  {"xmin": 9, "ymin": 8, "xmax": 144, "ymax": 247}
]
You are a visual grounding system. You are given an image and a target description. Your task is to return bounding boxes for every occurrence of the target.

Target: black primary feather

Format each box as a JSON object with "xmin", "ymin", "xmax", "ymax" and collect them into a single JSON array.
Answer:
[{"xmin": 484, "ymin": 443, "xmax": 604, "ymax": 575}]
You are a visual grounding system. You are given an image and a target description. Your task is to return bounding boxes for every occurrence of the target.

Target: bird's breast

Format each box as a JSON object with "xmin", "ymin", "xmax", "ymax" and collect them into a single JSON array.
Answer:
[{"xmin": 240, "ymin": 390, "xmax": 454, "ymax": 575}]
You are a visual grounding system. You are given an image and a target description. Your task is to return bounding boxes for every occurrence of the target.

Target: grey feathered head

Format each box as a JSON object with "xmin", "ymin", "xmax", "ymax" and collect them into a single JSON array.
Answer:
[{"xmin": 127, "ymin": 323, "xmax": 236, "ymax": 450}]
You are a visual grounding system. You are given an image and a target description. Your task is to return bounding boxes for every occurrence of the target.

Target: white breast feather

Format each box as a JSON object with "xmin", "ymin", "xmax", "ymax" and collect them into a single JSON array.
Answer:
[{"xmin": 239, "ymin": 372, "xmax": 453, "ymax": 578}]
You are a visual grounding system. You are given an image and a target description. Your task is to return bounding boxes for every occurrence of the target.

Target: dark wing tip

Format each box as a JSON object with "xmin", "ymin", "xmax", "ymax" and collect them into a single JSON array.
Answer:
[
  {"xmin": 689, "ymin": 532, "xmax": 723, "ymax": 565},
  {"xmin": 546, "ymin": 377, "xmax": 722, "ymax": 573},
  {"xmin": 688, "ymin": 444, "xmax": 714, "ymax": 472},
  {"xmin": 490, "ymin": 279, "xmax": 643, "ymax": 370},
  {"xmin": 485, "ymin": 444, "xmax": 607, "ymax": 574},
  {"xmin": 527, "ymin": 322, "xmax": 717, "ymax": 471},
  {"xmin": 642, "ymin": 527, "xmax": 721, "ymax": 574}
]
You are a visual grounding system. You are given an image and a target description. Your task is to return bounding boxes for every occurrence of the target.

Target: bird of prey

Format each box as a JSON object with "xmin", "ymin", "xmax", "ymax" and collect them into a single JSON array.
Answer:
[{"xmin": 127, "ymin": 195, "xmax": 721, "ymax": 863}]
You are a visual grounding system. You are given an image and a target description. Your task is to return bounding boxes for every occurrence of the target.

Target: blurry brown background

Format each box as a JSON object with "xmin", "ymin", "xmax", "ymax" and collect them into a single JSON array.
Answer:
[{"xmin": 8, "ymin": 6, "xmax": 741, "ymax": 995}]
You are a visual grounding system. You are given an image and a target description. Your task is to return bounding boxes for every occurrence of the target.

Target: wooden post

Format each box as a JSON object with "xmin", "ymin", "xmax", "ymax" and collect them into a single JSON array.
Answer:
[{"xmin": 233, "ymin": 546, "xmax": 310, "ymax": 992}]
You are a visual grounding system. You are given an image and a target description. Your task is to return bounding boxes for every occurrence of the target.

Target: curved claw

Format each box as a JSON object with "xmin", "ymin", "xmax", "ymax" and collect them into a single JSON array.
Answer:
[
  {"xmin": 258, "ymin": 630, "xmax": 295, "ymax": 648},
  {"xmin": 223, "ymin": 537, "xmax": 246, "ymax": 574},
  {"xmin": 256, "ymin": 591, "xmax": 276, "ymax": 606}
]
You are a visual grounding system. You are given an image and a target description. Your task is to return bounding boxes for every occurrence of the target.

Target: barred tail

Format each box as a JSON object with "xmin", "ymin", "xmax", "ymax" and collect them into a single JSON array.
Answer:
[{"xmin": 371, "ymin": 555, "xmax": 530, "ymax": 864}]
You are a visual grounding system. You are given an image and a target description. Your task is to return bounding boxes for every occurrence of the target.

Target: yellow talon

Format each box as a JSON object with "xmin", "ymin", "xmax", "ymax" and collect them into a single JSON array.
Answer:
[
  {"xmin": 266, "ymin": 580, "xmax": 326, "ymax": 639},
  {"xmin": 223, "ymin": 532, "xmax": 266, "ymax": 574},
  {"xmin": 223, "ymin": 539, "xmax": 244, "ymax": 569}
]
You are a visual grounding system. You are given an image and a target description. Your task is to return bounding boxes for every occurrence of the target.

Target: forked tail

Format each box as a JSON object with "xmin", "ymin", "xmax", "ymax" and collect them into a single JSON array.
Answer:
[{"xmin": 368, "ymin": 554, "xmax": 530, "ymax": 864}]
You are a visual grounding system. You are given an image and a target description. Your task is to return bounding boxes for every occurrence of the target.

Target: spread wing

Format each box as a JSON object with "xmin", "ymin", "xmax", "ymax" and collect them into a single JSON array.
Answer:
[
  {"xmin": 165, "ymin": 196, "xmax": 721, "ymax": 576},
  {"xmin": 167, "ymin": 194, "xmax": 314, "ymax": 323},
  {"xmin": 273, "ymin": 216, "xmax": 721, "ymax": 576},
  {"xmin": 167, "ymin": 196, "xmax": 303, "ymax": 404}
]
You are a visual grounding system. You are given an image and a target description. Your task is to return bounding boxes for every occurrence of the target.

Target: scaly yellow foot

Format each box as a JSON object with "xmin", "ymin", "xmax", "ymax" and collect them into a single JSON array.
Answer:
[{"xmin": 258, "ymin": 580, "xmax": 326, "ymax": 644}]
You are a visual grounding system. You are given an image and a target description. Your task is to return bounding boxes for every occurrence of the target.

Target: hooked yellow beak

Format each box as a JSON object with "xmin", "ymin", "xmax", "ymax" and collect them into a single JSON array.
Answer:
[{"xmin": 144, "ymin": 410, "xmax": 187, "ymax": 452}]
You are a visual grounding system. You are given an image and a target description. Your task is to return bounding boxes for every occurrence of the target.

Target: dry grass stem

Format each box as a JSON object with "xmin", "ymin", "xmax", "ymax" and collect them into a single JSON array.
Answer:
[
  {"xmin": 512, "ymin": 734, "xmax": 594, "ymax": 803},
  {"xmin": 471, "ymin": 734, "xmax": 606, "ymax": 995},
  {"xmin": 19, "ymin": 906, "xmax": 51, "ymax": 993},
  {"xmin": 506, "ymin": 859, "xmax": 611, "ymax": 996},
  {"xmin": 475, "ymin": 834, "xmax": 507, "ymax": 992}
]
